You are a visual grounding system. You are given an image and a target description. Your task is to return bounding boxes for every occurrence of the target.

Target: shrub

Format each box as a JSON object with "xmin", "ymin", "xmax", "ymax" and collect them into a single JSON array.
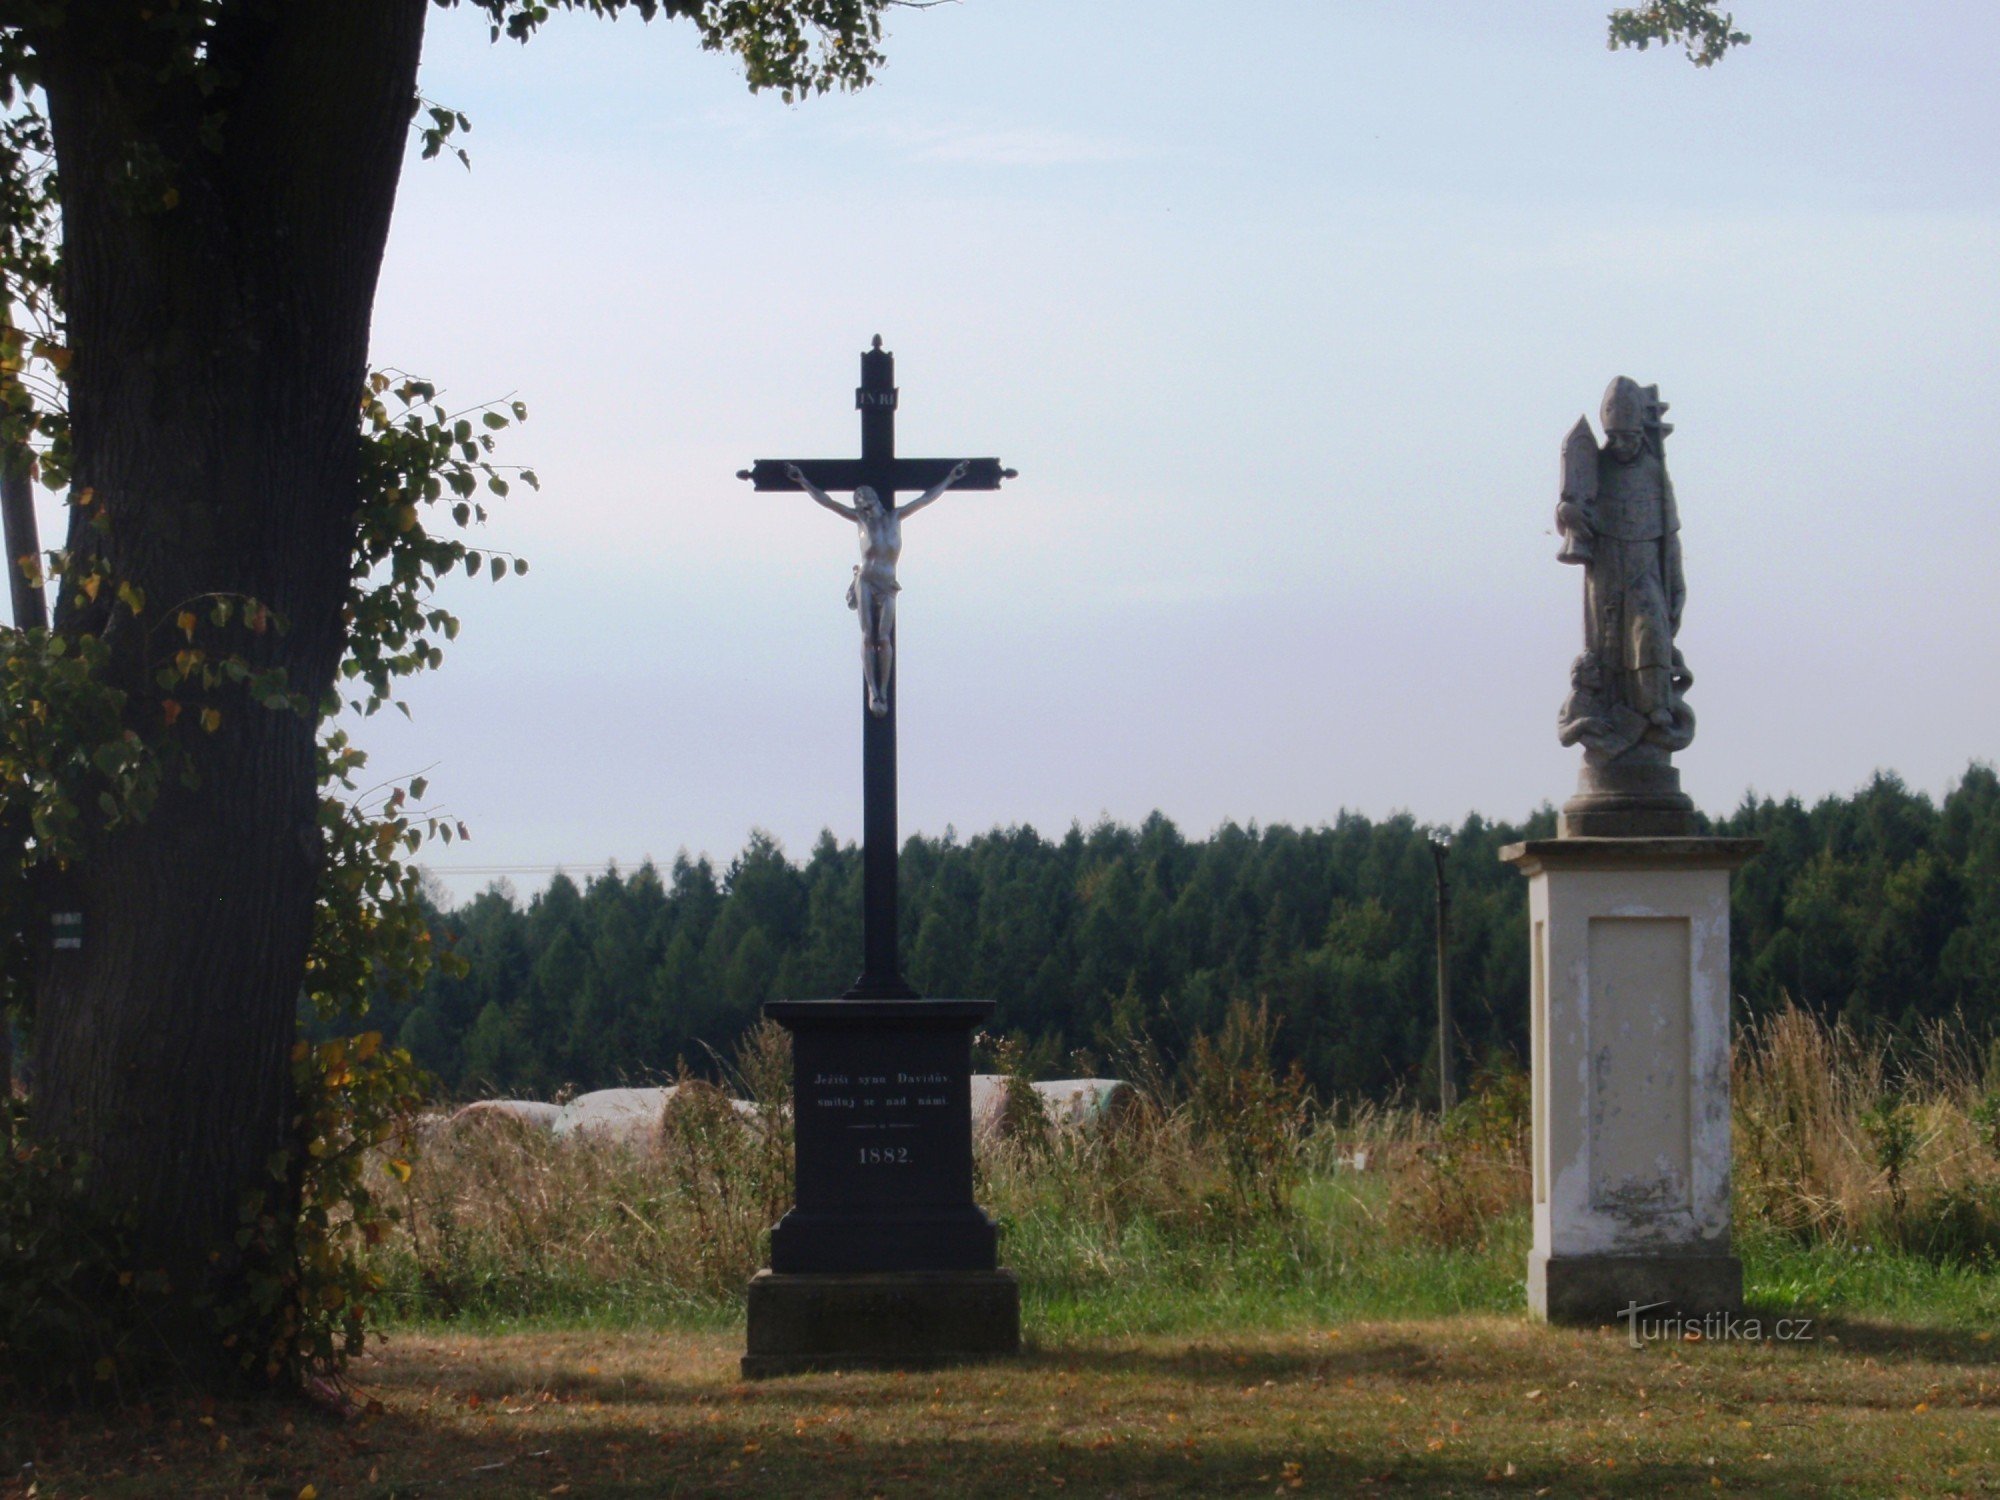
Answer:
[
  {"xmin": 656, "ymin": 1032, "xmax": 793, "ymax": 1299},
  {"xmin": 1385, "ymin": 1056, "xmax": 1530, "ymax": 1250},
  {"xmin": 0, "ymin": 1100, "xmax": 171, "ymax": 1402},
  {"xmin": 1183, "ymin": 1000, "xmax": 1311, "ymax": 1220}
]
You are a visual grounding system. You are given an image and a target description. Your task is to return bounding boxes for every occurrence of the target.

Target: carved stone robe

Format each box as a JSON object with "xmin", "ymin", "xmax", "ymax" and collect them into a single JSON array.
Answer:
[{"xmin": 1587, "ymin": 441, "xmax": 1685, "ymax": 725}]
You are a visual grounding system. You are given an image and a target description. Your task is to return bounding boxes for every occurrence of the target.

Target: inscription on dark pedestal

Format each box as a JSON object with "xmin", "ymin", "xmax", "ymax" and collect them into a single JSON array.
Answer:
[
  {"xmin": 767, "ymin": 999, "xmax": 997, "ymax": 1275},
  {"xmin": 797, "ymin": 1026, "xmax": 970, "ymax": 1212}
]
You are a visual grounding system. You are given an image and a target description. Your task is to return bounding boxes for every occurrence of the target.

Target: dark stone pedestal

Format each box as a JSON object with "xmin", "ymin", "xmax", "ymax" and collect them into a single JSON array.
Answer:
[
  {"xmin": 743, "ymin": 1270, "xmax": 1020, "ymax": 1376},
  {"xmin": 743, "ymin": 998, "xmax": 1019, "ymax": 1378},
  {"xmin": 1530, "ymin": 1251, "xmax": 1744, "ymax": 1326}
]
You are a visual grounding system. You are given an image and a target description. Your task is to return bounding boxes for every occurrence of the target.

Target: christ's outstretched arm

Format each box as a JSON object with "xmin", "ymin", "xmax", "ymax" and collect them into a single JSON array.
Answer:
[
  {"xmin": 786, "ymin": 463, "xmax": 858, "ymax": 521},
  {"xmin": 895, "ymin": 460, "xmax": 970, "ymax": 520}
]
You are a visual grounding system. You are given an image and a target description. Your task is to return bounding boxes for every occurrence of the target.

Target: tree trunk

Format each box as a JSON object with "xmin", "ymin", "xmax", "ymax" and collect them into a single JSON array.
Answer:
[{"xmin": 27, "ymin": 1, "xmax": 428, "ymax": 1379}]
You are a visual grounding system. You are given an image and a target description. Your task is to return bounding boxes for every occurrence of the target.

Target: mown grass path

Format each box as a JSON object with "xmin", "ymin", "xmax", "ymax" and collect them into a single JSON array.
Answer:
[{"xmin": 6, "ymin": 1316, "xmax": 1997, "ymax": 1497}]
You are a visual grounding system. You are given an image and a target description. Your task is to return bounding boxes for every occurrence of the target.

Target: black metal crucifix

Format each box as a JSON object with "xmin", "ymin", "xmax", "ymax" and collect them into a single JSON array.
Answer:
[{"xmin": 739, "ymin": 337, "xmax": 1014, "ymax": 999}]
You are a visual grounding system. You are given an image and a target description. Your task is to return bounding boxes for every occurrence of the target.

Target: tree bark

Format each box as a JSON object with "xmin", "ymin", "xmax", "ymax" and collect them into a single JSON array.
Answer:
[{"xmin": 27, "ymin": 0, "xmax": 428, "ymax": 1378}]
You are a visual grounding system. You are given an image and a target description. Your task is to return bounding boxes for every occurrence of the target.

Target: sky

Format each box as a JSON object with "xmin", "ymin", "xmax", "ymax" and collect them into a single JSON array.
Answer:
[{"xmin": 305, "ymin": 1, "xmax": 1998, "ymax": 902}]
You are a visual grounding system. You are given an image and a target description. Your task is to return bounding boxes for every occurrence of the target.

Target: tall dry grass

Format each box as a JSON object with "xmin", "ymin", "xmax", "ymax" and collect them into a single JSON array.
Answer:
[
  {"xmin": 1734, "ymin": 1003, "xmax": 2000, "ymax": 1259},
  {"xmin": 975, "ymin": 1002, "xmax": 1315, "ymax": 1280},
  {"xmin": 371, "ymin": 1001, "xmax": 2000, "ymax": 1324},
  {"xmin": 379, "ymin": 1001, "xmax": 1340, "ymax": 1320},
  {"xmin": 1379, "ymin": 1057, "xmax": 1532, "ymax": 1250},
  {"xmin": 383, "ymin": 1022, "xmax": 795, "ymax": 1319},
  {"xmin": 1376, "ymin": 1003, "xmax": 2000, "ymax": 1260}
]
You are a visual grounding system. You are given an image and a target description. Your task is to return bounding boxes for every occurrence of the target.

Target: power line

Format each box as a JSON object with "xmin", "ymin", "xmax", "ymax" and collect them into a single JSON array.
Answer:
[{"xmin": 420, "ymin": 861, "xmax": 661, "ymax": 877}]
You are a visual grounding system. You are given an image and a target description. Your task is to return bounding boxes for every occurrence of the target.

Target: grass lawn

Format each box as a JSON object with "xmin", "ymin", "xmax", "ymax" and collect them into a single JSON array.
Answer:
[
  {"xmin": 12, "ymin": 1046, "xmax": 2000, "ymax": 1499},
  {"xmin": 6, "ymin": 1310, "xmax": 1997, "ymax": 1499}
]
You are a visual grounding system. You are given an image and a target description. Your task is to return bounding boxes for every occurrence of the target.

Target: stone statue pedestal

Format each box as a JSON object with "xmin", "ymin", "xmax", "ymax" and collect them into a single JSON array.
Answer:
[
  {"xmin": 1561, "ymin": 761, "xmax": 1696, "ymax": 838},
  {"xmin": 1499, "ymin": 836, "xmax": 1760, "ymax": 1324},
  {"xmin": 741, "ymin": 999, "xmax": 1020, "ymax": 1377}
]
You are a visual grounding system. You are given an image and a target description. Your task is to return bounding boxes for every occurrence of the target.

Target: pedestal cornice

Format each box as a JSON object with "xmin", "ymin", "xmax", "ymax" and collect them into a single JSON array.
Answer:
[{"xmin": 1499, "ymin": 836, "xmax": 1763, "ymax": 877}]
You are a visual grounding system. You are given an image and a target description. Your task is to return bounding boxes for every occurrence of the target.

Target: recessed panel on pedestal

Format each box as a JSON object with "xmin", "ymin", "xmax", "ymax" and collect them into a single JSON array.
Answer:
[{"xmin": 1586, "ymin": 916, "xmax": 1692, "ymax": 1214}]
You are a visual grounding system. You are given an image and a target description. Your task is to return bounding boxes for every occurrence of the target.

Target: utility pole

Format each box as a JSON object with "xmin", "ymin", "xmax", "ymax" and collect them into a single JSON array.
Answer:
[
  {"xmin": 1429, "ymin": 836, "xmax": 1455, "ymax": 1115},
  {"xmin": 1, "ymin": 451, "xmax": 43, "ymax": 633}
]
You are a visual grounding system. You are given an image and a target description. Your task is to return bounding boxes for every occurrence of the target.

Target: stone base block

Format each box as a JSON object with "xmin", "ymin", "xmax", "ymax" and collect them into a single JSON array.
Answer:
[
  {"xmin": 1529, "ymin": 1250, "xmax": 1743, "ymax": 1326},
  {"xmin": 1558, "ymin": 800, "xmax": 1698, "ymax": 838},
  {"xmin": 1561, "ymin": 759, "xmax": 1698, "ymax": 837},
  {"xmin": 741, "ymin": 1269, "xmax": 1020, "ymax": 1378}
]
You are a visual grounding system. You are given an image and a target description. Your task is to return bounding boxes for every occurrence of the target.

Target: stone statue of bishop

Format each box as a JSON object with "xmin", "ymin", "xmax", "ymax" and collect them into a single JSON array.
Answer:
[{"xmin": 1552, "ymin": 377, "xmax": 1697, "ymax": 835}]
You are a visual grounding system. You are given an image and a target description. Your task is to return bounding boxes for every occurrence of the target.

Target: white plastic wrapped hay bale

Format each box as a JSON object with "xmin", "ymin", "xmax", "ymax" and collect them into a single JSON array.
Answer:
[
  {"xmin": 445, "ymin": 1098, "xmax": 562, "ymax": 1134},
  {"xmin": 1030, "ymin": 1078, "xmax": 1135, "ymax": 1132},
  {"xmin": 971, "ymin": 1075, "xmax": 1135, "ymax": 1140},
  {"xmin": 553, "ymin": 1086, "xmax": 677, "ymax": 1143}
]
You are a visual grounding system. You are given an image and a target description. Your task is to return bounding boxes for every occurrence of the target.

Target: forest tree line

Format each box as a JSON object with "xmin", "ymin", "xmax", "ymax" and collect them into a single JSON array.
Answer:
[{"xmin": 362, "ymin": 766, "xmax": 2000, "ymax": 1102}]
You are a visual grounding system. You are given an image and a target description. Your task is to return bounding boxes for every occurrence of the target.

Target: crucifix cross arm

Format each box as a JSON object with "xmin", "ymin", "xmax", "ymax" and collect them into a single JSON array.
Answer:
[
  {"xmin": 895, "ymin": 460, "xmax": 971, "ymax": 519},
  {"xmin": 736, "ymin": 456, "xmax": 1016, "ymax": 496}
]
